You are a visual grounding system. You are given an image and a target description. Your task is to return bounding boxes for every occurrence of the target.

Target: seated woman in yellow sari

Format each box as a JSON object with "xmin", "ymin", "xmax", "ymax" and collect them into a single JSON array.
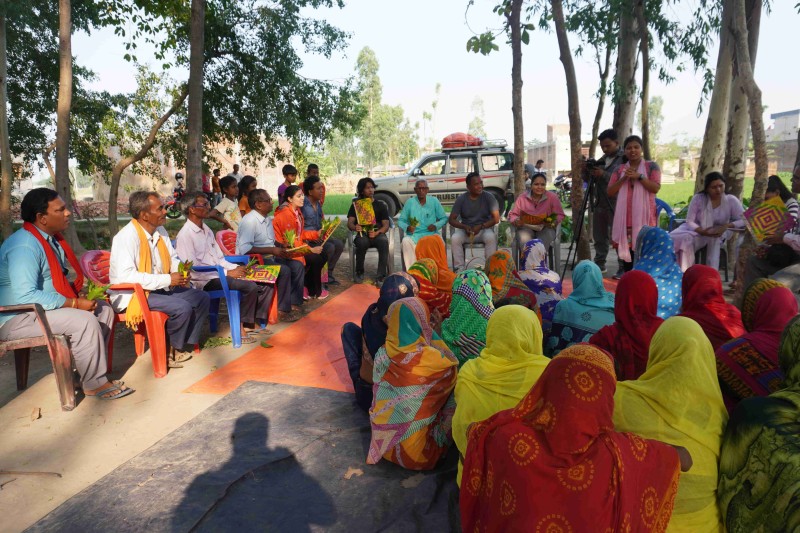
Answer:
[
  {"xmin": 614, "ymin": 316, "xmax": 728, "ymax": 532},
  {"xmin": 367, "ymin": 297, "xmax": 459, "ymax": 470},
  {"xmin": 452, "ymin": 305, "xmax": 549, "ymax": 486}
]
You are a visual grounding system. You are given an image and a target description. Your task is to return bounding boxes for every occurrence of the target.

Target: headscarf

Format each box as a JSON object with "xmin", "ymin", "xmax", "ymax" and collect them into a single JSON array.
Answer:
[
  {"xmin": 741, "ymin": 278, "xmax": 783, "ymax": 331},
  {"xmin": 546, "ymin": 260, "xmax": 615, "ymax": 357},
  {"xmin": 485, "ymin": 249, "xmax": 539, "ymax": 311},
  {"xmin": 612, "ymin": 159, "xmax": 652, "ymax": 262},
  {"xmin": 453, "ymin": 305, "xmax": 549, "ymax": 485},
  {"xmin": 715, "ymin": 281, "xmax": 798, "ymax": 411},
  {"xmin": 679, "ymin": 264, "xmax": 746, "ymax": 351},
  {"xmin": 407, "ymin": 258, "xmax": 451, "ymax": 317},
  {"xmin": 440, "ymin": 269, "xmax": 494, "ymax": 367},
  {"xmin": 634, "ymin": 225, "xmax": 682, "ymax": 318},
  {"xmin": 415, "ymin": 235, "xmax": 456, "ymax": 293},
  {"xmin": 518, "ymin": 239, "xmax": 563, "ymax": 330},
  {"xmin": 368, "ymin": 297, "xmax": 458, "ymax": 471},
  {"xmin": 460, "ymin": 344, "xmax": 681, "ymax": 533},
  {"xmin": 361, "ymin": 272, "xmax": 418, "ymax": 358},
  {"xmin": 718, "ymin": 316, "xmax": 800, "ymax": 533},
  {"xmin": 614, "ymin": 317, "xmax": 728, "ymax": 532},
  {"xmin": 590, "ymin": 270, "xmax": 664, "ymax": 381}
]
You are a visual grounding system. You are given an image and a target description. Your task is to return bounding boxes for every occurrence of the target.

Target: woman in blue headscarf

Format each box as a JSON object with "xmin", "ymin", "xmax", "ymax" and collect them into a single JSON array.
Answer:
[
  {"xmin": 545, "ymin": 260, "xmax": 615, "ymax": 357},
  {"xmin": 340, "ymin": 272, "xmax": 418, "ymax": 411},
  {"xmin": 633, "ymin": 225, "xmax": 682, "ymax": 318}
]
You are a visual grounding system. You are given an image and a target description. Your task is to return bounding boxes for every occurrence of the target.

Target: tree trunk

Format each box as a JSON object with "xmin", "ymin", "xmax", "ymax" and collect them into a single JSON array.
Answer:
[
  {"xmin": 0, "ymin": 4, "xmax": 12, "ymax": 239},
  {"xmin": 795, "ymin": 126, "xmax": 800, "ymax": 170},
  {"xmin": 635, "ymin": 0, "xmax": 651, "ymax": 160},
  {"xmin": 612, "ymin": 1, "xmax": 639, "ymax": 139},
  {"xmin": 589, "ymin": 40, "xmax": 612, "ymax": 158},
  {"xmin": 553, "ymin": 0, "xmax": 589, "ymax": 261},
  {"xmin": 56, "ymin": 0, "xmax": 84, "ymax": 254},
  {"xmin": 731, "ymin": 0, "xmax": 765, "ymax": 304},
  {"xmin": 186, "ymin": 0, "xmax": 205, "ymax": 192},
  {"xmin": 508, "ymin": 0, "xmax": 525, "ymax": 200},
  {"xmin": 107, "ymin": 86, "xmax": 189, "ymax": 235},
  {"xmin": 724, "ymin": 0, "xmax": 760, "ymax": 200},
  {"xmin": 697, "ymin": 0, "xmax": 734, "ymax": 193}
]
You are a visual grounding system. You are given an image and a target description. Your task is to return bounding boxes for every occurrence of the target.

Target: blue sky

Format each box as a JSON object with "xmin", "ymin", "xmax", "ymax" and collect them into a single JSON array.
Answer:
[{"xmin": 73, "ymin": 0, "xmax": 799, "ymax": 146}]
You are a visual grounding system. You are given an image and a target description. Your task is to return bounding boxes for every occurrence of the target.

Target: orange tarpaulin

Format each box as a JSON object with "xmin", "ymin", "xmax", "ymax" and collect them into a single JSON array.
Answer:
[{"xmin": 186, "ymin": 284, "xmax": 379, "ymax": 395}]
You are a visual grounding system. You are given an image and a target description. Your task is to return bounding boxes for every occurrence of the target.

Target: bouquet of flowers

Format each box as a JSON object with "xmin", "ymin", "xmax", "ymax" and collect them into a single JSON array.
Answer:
[
  {"xmin": 320, "ymin": 217, "xmax": 341, "ymax": 243},
  {"xmin": 408, "ymin": 216, "xmax": 420, "ymax": 231},
  {"xmin": 244, "ymin": 257, "xmax": 260, "ymax": 276},
  {"xmin": 178, "ymin": 260, "xmax": 194, "ymax": 279},
  {"xmin": 86, "ymin": 280, "xmax": 110, "ymax": 301},
  {"xmin": 282, "ymin": 228, "xmax": 311, "ymax": 255}
]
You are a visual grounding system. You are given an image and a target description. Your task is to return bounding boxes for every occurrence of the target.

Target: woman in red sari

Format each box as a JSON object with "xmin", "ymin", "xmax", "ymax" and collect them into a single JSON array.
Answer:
[
  {"xmin": 460, "ymin": 344, "xmax": 684, "ymax": 533},
  {"xmin": 590, "ymin": 270, "xmax": 664, "ymax": 380},
  {"xmin": 679, "ymin": 264, "xmax": 745, "ymax": 351}
]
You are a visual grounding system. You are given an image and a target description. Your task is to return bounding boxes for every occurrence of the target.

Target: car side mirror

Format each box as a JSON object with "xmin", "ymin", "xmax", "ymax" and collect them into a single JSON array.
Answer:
[{"xmin": 411, "ymin": 168, "xmax": 422, "ymax": 176}]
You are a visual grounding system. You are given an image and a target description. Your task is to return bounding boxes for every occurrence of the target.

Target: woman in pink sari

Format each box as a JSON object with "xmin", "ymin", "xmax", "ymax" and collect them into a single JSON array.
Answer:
[{"xmin": 607, "ymin": 135, "xmax": 662, "ymax": 276}]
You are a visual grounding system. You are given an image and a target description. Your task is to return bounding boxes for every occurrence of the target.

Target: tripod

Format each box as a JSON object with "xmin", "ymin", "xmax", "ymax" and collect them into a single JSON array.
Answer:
[{"xmin": 561, "ymin": 171, "xmax": 615, "ymax": 279}]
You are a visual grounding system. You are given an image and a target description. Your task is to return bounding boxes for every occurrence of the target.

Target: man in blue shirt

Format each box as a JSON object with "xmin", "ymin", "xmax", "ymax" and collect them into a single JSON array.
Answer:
[
  {"xmin": 0, "ymin": 188, "xmax": 133, "ymax": 400},
  {"xmin": 397, "ymin": 179, "xmax": 448, "ymax": 269},
  {"xmin": 301, "ymin": 175, "xmax": 343, "ymax": 286}
]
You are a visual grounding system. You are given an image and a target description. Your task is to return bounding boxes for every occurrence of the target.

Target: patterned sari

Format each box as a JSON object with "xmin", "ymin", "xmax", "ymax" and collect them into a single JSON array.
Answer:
[
  {"xmin": 718, "ymin": 316, "xmax": 800, "ymax": 533},
  {"xmin": 614, "ymin": 317, "xmax": 728, "ymax": 532},
  {"xmin": 634, "ymin": 225, "xmax": 682, "ymax": 319},
  {"xmin": 415, "ymin": 235, "xmax": 456, "ymax": 293},
  {"xmin": 440, "ymin": 269, "xmax": 494, "ymax": 367},
  {"xmin": 546, "ymin": 260, "xmax": 615, "ymax": 357},
  {"xmin": 460, "ymin": 344, "xmax": 681, "ymax": 532},
  {"xmin": 368, "ymin": 297, "xmax": 458, "ymax": 470},
  {"xmin": 485, "ymin": 250, "xmax": 539, "ymax": 310},
  {"xmin": 679, "ymin": 264, "xmax": 746, "ymax": 351},
  {"xmin": 590, "ymin": 270, "xmax": 664, "ymax": 381},
  {"xmin": 453, "ymin": 305, "xmax": 549, "ymax": 485},
  {"xmin": 518, "ymin": 239, "xmax": 563, "ymax": 330},
  {"xmin": 407, "ymin": 258, "xmax": 451, "ymax": 317},
  {"xmin": 715, "ymin": 280, "xmax": 798, "ymax": 412}
]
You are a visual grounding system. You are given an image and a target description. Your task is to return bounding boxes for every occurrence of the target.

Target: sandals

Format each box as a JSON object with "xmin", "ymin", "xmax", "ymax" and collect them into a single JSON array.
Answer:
[
  {"xmin": 240, "ymin": 333, "xmax": 257, "ymax": 344},
  {"xmin": 87, "ymin": 383, "xmax": 135, "ymax": 400}
]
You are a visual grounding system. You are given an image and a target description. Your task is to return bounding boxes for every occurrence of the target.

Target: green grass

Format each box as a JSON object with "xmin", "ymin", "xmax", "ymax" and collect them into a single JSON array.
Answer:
[
  {"xmin": 656, "ymin": 178, "xmax": 756, "ymax": 208},
  {"xmin": 322, "ymin": 194, "xmax": 354, "ymax": 216}
]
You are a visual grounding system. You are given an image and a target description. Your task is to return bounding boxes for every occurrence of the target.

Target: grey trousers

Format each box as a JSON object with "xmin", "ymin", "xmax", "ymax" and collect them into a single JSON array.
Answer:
[
  {"xmin": 516, "ymin": 227, "xmax": 557, "ymax": 253},
  {"xmin": 593, "ymin": 207, "xmax": 621, "ymax": 270},
  {"xmin": 451, "ymin": 228, "xmax": 497, "ymax": 271},
  {"xmin": 0, "ymin": 301, "xmax": 115, "ymax": 390}
]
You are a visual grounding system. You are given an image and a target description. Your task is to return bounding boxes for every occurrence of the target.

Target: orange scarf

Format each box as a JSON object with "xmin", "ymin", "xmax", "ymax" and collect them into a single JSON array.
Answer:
[
  {"xmin": 125, "ymin": 219, "xmax": 172, "ymax": 329},
  {"xmin": 23, "ymin": 222, "xmax": 83, "ymax": 298}
]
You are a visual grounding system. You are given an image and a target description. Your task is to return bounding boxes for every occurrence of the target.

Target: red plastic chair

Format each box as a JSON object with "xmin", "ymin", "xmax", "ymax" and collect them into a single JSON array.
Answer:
[
  {"xmin": 80, "ymin": 250, "xmax": 171, "ymax": 378},
  {"xmin": 215, "ymin": 230, "xmax": 278, "ymax": 325}
]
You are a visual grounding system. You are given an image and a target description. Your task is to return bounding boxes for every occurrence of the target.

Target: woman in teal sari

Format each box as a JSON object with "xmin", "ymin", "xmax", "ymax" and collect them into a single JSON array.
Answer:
[{"xmin": 718, "ymin": 316, "xmax": 800, "ymax": 533}]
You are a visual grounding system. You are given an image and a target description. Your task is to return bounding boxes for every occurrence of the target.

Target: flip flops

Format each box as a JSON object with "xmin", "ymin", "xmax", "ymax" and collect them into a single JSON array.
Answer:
[{"xmin": 87, "ymin": 383, "xmax": 135, "ymax": 400}]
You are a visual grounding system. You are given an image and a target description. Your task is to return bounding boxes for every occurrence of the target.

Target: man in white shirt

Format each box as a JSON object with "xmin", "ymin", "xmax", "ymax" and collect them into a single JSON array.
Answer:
[
  {"xmin": 236, "ymin": 188, "xmax": 303, "ymax": 322},
  {"xmin": 175, "ymin": 191, "xmax": 276, "ymax": 338},
  {"xmin": 109, "ymin": 191, "xmax": 211, "ymax": 366},
  {"xmin": 227, "ymin": 163, "xmax": 244, "ymax": 183}
]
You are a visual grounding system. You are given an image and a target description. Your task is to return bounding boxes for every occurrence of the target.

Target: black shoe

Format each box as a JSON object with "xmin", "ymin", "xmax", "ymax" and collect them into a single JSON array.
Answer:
[
  {"xmin": 596, "ymin": 263, "xmax": 607, "ymax": 274},
  {"xmin": 355, "ymin": 273, "xmax": 365, "ymax": 283},
  {"xmin": 326, "ymin": 277, "xmax": 340, "ymax": 286}
]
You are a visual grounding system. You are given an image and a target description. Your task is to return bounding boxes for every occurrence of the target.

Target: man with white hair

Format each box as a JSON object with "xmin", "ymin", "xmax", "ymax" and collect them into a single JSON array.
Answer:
[{"xmin": 396, "ymin": 179, "xmax": 448, "ymax": 269}]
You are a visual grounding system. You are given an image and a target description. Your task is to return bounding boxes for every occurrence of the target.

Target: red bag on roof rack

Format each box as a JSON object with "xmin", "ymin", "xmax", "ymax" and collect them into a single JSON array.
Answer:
[{"xmin": 441, "ymin": 132, "xmax": 482, "ymax": 149}]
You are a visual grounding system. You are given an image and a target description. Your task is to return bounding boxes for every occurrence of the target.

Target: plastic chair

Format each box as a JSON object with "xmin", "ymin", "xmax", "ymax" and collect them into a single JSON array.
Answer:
[
  {"xmin": 0, "ymin": 303, "xmax": 76, "ymax": 411},
  {"xmin": 655, "ymin": 198, "xmax": 681, "ymax": 231},
  {"xmin": 192, "ymin": 265, "xmax": 243, "ymax": 348},
  {"xmin": 216, "ymin": 229, "xmax": 278, "ymax": 325},
  {"xmin": 81, "ymin": 250, "xmax": 171, "ymax": 378},
  {"xmin": 347, "ymin": 217, "xmax": 396, "ymax": 281},
  {"xmin": 510, "ymin": 223, "xmax": 561, "ymax": 271}
]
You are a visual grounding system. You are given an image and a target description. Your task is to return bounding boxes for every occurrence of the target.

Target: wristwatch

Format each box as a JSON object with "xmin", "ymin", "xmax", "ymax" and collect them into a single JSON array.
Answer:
[{"xmin": 637, "ymin": 174, "xmax": 645, "ymax": 181}]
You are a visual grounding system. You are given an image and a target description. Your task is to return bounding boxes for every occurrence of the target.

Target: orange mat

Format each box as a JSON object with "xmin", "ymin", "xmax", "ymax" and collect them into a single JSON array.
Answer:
[
  {"xmin": 186, "ymin": 284, "xmax": 379, "ymax": 395},
  {"xmin": 561, "ymin": 276, "xmax": 618, "ymax": 296}
]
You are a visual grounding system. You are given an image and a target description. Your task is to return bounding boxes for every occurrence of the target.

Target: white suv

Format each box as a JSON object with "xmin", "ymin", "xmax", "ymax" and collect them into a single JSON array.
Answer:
[{"xmin": 372, "ymin": 144, "xmax": 514, "ymax": 217}]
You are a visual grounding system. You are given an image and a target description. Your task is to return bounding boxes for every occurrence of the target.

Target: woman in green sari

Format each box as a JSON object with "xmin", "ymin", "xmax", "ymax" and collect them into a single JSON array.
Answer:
[
  {"xmin": 718, "ymin": 315, "xmax": 800, "ymax": 532},
  {"xmin": 440, "ymin": 269, "xmax": 494, "ymax": 367}
]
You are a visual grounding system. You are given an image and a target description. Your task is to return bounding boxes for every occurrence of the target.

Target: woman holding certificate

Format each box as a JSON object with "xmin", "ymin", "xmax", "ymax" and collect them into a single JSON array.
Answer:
[{"xmin": 507, "ymin": 172, "xmax": 565, "ymax": 252}]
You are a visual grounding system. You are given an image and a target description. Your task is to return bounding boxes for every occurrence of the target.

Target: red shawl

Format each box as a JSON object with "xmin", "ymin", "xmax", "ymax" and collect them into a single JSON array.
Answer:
[
  {"xmin": 590, "ymin": 270, "xmax": 663, "ymax": 380},
  {"xmin": 743, "ymin": 286, "xmax": 799, "ymax": 358},
  {"xmin": 679, "ymin": 264, "xmax": 745, "ymax": 351},
  {"xmin": 23, "ymin": 222, "xmax": 83, "ymax": 298},
  {"xmin": 460, "ymin": 344, "xmax": 680, "ymax": 533}
]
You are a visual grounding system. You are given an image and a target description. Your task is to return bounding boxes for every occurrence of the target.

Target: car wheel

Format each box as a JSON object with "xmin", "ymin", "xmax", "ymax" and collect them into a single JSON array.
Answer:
[
  {"xmin": 486, "ymin": 188, "xmax": 506, "ymax": 214},
  {"xmin": 374, "ymin": 192, "xmax": 397, "ymax": 218}
]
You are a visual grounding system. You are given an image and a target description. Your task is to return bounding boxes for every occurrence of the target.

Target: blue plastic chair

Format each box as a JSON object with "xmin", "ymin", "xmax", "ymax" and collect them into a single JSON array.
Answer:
[
  {"xmin": 655, "ymin": 198, "xmax": 678, "ymax": 231},
  {"xmin": 192, "ymin": 265, "xmax": 243, "ymax": 348},
  {"xmin": 222, "ymin": 255, "xmax": 270, "ymax": 330}
]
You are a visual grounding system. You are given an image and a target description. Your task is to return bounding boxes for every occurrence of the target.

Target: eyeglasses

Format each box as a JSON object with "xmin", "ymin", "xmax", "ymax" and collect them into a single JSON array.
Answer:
[
  {"xmin": 415, "ymin": 186, "xmax": 429, "ymax": 190},
  {"xmin": 192, "ymin": 202, "xmax": 210, "ymax": 208}
]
